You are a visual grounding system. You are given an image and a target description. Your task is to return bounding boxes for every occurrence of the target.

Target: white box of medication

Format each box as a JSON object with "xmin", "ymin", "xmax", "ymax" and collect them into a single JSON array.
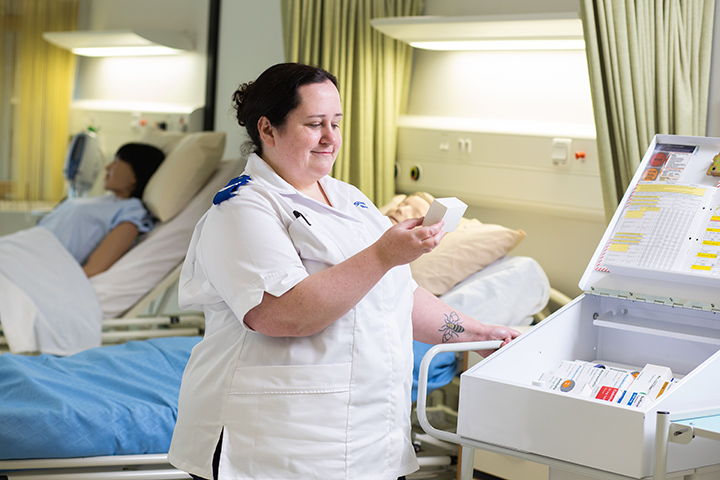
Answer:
[
  {"xmin": 621, "ymin": 364, "xmax": 673, "ymax": 407},
  {"xmin": 422, "ymin": 197, "xmax": 467, "ymax": 232}
]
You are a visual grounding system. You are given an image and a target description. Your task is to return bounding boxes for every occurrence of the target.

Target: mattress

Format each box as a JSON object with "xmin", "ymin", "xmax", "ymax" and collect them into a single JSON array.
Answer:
[{"xmin": 0, "ymin": 336, "xmax": 200, "ymax": 460}]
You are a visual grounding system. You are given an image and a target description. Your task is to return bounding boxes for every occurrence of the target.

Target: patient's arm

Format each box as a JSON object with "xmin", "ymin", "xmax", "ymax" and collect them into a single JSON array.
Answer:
[
  {"xmin": 82, "ymin": 222, "xmax": 139, "ymax": 278},
  {"xmin": 411, "ymin": 286, "xmax": 520, "ymax": 357}
]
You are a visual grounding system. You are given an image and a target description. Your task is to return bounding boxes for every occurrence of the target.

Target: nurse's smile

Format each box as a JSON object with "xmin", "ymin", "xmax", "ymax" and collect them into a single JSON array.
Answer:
[{"xmin": 258, "ymin": 79, "xmax": 343, "ymax": 202}]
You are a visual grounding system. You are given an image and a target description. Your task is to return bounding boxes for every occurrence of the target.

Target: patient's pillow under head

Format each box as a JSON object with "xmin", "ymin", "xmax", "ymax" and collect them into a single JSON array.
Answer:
[{"xmin": 141, "ymin": 130, "xmax": 226, "ymax": 222}]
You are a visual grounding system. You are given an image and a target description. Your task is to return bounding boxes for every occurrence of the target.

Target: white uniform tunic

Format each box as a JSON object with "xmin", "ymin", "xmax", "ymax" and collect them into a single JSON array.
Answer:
[{"xmin": 169, "ymin": 154, "xmax": 419, "ymax": 480}]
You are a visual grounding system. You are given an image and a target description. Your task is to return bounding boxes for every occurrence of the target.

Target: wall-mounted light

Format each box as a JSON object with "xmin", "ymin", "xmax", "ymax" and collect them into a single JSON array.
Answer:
[
  {"xmin": 410, "ymin": 39, "xmax": 585, "ymax": 51},
  {"xmin": 43, "ymin": 29, "xmax": 194, "ymax": 57},
  {"xmin": 371, "ymin": 13, "xmax": 585, "ymax": 51}
]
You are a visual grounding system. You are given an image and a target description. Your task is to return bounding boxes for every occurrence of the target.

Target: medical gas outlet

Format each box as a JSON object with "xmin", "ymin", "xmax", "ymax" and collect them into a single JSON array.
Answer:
[{"xmin": 409, "ymin": 165, "xmax": 422, "ymax": 181}]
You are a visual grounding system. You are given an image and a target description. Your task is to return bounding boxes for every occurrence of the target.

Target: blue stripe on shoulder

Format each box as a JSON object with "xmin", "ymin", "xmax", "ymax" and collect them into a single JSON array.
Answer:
[{"xmin": 213, "ymin": 174, "xmax": 252, "ymax": 205}]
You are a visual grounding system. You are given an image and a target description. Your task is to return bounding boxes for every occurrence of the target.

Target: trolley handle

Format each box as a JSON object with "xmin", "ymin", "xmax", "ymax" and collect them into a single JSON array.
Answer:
[{"xmin": 416, "ymin": 341, "xmax": 502, "ymax": 445}]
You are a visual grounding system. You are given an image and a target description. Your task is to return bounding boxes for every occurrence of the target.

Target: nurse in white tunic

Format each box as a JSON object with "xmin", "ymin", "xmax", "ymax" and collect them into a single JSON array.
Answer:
[{"xmin": 169, "ymin": 63, "xmax": 519, "ymax": 480}]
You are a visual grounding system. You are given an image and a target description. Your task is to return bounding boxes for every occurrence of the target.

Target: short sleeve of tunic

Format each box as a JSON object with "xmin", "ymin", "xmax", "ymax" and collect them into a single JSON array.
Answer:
[{"xmin": 181, "ymin": 189, "xmax": 309, "ymax": 324}]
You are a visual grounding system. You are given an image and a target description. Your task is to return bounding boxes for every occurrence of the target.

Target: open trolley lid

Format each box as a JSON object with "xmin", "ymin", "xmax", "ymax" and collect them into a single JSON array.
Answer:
[{"xmin": 580, "ymin": 134, "xmax": 720, "ymax": 312}]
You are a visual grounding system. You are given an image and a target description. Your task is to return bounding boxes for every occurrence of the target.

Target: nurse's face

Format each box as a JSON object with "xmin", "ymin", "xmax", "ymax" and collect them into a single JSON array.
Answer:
[
  {"xmin": 104, "ymin": 157, "xmax": 136, "ymax": 198},
  {"xmin": 260, "ymin": 80, "xmax": 343, "ymax": 190}
]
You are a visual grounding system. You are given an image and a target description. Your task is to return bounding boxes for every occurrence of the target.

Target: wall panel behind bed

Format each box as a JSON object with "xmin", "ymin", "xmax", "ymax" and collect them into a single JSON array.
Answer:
[
  {"xmin": 395, "ymin": 122, "xmax": 606, "ymax": 298},
  {"xmin": 399, "ymin": 32, "xmax": 606, "ymax": 298}
]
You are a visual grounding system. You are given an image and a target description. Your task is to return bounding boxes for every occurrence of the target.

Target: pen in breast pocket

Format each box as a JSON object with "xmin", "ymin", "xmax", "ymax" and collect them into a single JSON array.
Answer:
[{"xmin": 293, "ymin": 210, "xmax": 311, "ymax": 226}]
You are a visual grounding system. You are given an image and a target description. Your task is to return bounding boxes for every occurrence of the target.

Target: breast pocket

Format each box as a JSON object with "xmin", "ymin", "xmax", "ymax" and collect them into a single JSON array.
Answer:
[{"xmin": 288, "ymin": 216, "xmax": 347, "ymax": 268}]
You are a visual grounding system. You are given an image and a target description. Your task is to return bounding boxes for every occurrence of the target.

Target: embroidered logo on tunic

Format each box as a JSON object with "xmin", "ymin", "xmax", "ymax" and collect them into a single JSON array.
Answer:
[
  {"xmin": 353, "ymin": 201, "xmax": 368, "ymax": 209},
  {"xmin": 213, "ymin": 174, "xmax": 252, "ymax": 205}
]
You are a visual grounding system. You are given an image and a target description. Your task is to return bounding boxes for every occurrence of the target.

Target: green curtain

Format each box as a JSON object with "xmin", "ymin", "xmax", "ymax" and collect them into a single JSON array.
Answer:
[
  {"xmin": 282, "ymin": 0, "xmax": 424, "ymax": 205},
  {"xmin": 580, "ymin": 0, "xmax": 715, "ymax": 220}
]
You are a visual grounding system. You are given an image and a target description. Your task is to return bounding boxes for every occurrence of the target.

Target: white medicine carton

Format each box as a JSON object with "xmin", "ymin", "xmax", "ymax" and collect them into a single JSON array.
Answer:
[
  {"xmin": 422, "ymin": 197, "xmax": 467, "ymax": 232},
  {"xmin": 457, "ymin": 135, "xmax": 720, "ymax": 479}
]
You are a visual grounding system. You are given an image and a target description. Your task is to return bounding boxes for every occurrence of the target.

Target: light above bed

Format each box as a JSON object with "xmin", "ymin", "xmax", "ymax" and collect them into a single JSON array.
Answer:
[
  {"xmin": 410, "ymin": 39, "xmax": 586, "ymax": 51},
  {"xmin": 371, "ymin": 13, "xmax": 585, "ymax": 51},
  {"xmin": 42, "ymin": 29, "xmax": 194, "ymax": 57}
]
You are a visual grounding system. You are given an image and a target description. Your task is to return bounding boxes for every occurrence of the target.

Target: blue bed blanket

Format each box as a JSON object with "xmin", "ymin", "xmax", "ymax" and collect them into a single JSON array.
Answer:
[
  {"xmin": 0, "ymin": 336, "xmax": 201, "ymax": 460},
  {"xmin": 0, "ymin": 336, "xmax": 456, "ymax": 460}
]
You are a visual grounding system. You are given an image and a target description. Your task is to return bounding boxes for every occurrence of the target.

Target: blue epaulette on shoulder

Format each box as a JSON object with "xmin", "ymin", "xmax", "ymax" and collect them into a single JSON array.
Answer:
[{"xmin": 213, "ymin": 174, "xmax": 252, "ymax": 205}]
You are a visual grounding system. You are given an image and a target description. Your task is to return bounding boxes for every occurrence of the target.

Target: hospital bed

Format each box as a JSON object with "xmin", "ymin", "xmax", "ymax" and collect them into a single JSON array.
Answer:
[
  {"xmin": 0, "ymin": 129, "xmax": 241, "ymax": 354},
  {"xmin": 0, "ymin": 253, "xmax": 556, "ymax": 480}
]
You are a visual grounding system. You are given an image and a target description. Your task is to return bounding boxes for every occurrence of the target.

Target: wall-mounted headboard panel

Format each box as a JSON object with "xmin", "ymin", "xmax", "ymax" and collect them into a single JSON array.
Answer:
[
  {"xmin": 395, "ymin": 124, "xmax": 603, "ymax": 221},
  {"xmin": 69, "ymin": 104, "xmax": 204, "ymax": 160}
]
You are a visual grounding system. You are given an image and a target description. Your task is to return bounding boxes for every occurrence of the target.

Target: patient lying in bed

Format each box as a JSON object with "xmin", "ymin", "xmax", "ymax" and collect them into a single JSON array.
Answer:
[
  {"xmin": 0, "ymin": 143, "xmax": 165, "ymax": 356},
  {"xmin": 38, "ymin": 143, "xmax": 165, "ymax": 277},
  {"xmin": 0, "ymin": 130, "xmax": 227, "ymax": 356}
]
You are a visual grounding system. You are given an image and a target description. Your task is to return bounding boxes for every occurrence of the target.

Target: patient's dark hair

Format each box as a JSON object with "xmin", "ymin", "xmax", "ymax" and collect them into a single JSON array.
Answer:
[
  {"xmin": 115, "ymin": 143, "xmax": 165, "ymax": 199},
  {"xmin": 232, "ymin": 62, "xmax": 338, "ymax": 157}
]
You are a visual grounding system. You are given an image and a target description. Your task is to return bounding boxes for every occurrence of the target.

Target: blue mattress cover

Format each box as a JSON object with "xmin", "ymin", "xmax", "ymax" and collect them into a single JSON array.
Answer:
[
  {"xmin": 0, "ymin": 336, "xmax": 201, "ymax": 460},
  {"xmin": 0, "ymin": 336, "xmax": 456, "ymax": 460}
]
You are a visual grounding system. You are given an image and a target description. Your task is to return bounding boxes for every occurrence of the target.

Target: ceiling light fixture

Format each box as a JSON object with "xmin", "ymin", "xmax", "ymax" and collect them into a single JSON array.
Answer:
[
  {"xmin": 371, "ymin": 13, "xmax": 585, "ymax": 51},
  {"xmin": 42, "ymin": 29, "xmax": 193, "ymax": 57}
]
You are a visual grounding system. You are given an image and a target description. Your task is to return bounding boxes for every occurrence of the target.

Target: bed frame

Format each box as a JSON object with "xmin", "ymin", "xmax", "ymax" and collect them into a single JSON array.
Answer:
[{"xmin": 0, "ymin": 454, "xmax": 188, "ymax": 480}]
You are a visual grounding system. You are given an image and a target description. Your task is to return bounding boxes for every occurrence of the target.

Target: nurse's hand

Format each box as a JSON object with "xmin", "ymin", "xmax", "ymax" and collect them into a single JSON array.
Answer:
[
  {"xmin": 474, "ymin": 324, "xmax": 521, "ymax": 358},
  {"xmin": 374, "ymin": 217, "xmax": 445, "ymax": 268}
]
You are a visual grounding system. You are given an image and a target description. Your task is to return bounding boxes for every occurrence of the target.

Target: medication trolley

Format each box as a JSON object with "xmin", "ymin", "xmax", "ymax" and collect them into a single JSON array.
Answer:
[{"xmin": 417, "ymin": 135, "xmax": 720, "ymax": 480}]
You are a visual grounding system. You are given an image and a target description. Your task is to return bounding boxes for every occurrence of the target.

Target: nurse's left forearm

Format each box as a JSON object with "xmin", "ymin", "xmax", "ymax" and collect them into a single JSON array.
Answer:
[{"xmin": 411, "ymin": 286, "xmax": 520, "ymax": 348}]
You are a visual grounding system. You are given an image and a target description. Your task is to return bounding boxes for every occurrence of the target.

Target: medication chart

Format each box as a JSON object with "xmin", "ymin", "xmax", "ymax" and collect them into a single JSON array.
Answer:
[{"xmin": 595, "ymin": 142, "xmax": 720, "ymax": 277}]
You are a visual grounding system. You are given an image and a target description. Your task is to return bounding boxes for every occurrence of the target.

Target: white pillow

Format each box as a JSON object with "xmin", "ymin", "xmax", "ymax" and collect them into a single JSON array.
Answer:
[
  {"xmin": 439, "ymin": 256, "xmax": 550, "ymax": 327},
  {"xmin": 142, "ymin": 131, "xmax": 226, "ymax": 222}
]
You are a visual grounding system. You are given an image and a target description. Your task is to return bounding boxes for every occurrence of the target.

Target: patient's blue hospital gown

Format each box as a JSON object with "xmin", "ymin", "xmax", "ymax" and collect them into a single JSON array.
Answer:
[{"xmin": 38, "ymin": 194, "xmax": 155, "ymax": 264}]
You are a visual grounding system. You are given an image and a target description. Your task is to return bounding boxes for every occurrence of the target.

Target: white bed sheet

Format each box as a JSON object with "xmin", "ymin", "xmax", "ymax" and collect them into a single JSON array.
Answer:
[
  {"xmin": 0, "ymin": 226, "xmax": 101, "ymax": 355},
  {"xmin": 439, "ymin": 255, "xmax": 550, "ymax": 327}
]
